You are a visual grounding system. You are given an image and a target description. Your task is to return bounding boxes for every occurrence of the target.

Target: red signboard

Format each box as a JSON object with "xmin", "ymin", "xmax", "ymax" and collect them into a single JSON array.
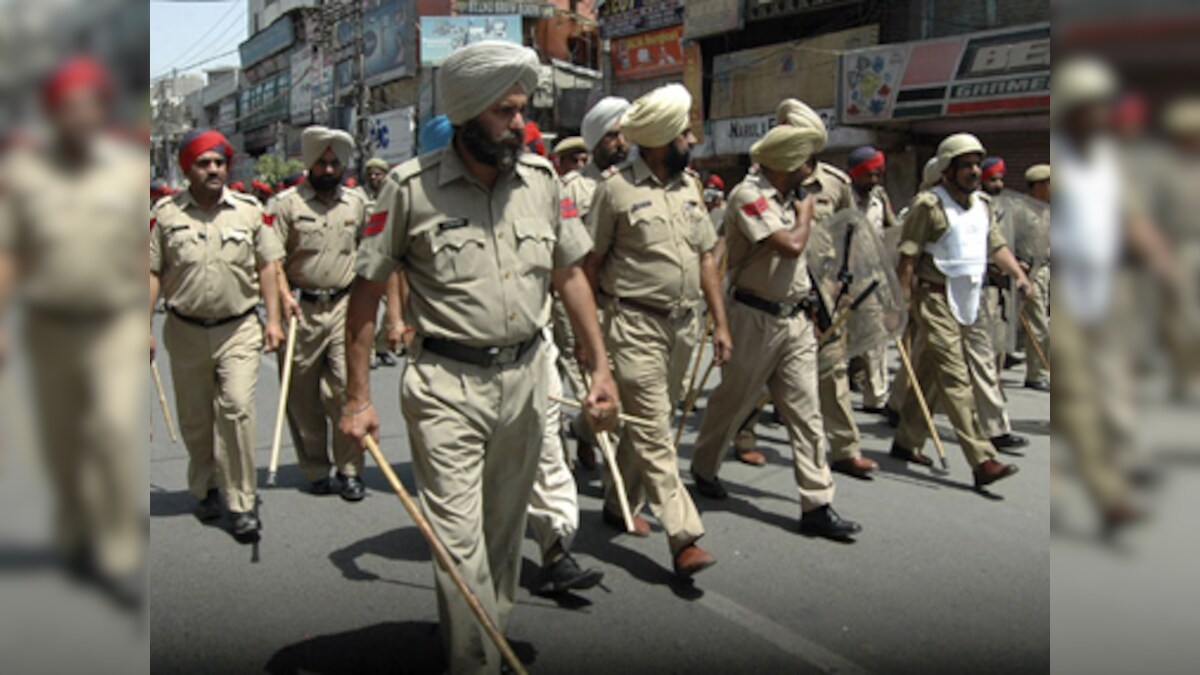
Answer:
[{"xmin": 612, "ymin": 25, "xmax": 684, "ymax": 82}]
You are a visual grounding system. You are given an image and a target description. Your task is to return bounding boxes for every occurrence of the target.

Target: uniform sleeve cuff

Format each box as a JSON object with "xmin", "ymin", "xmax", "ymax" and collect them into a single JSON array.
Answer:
[
  {"xmin": 355, "ymin": 249, "xmax": 400, "ymax": 282},
  {"xmin": 898, "ymin": 240, "xmax": 921, "ymax": 257}
]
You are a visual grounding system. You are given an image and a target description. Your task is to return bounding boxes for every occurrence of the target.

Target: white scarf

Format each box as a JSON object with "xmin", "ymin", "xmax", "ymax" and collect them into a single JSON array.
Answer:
[{"xmin": 926, "ymin": 185, "xmax": 990, "ymax": 325}]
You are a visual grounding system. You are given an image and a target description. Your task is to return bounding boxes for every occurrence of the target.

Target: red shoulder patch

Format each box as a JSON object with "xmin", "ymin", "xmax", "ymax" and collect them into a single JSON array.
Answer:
[
  {"xmin": 364, "ymin": 211, "xmax": 388, "ymax": 237},
  {"xmin": 741, "ymin": 196, "xmax": 769, "ymax": 217},
  {"xmin": 262, "ymin": 213, "xmax": 275, "ymax": 226},
  {"xmin": 560, "ymin": 198, "xmax": 579, "ymax": 219}
]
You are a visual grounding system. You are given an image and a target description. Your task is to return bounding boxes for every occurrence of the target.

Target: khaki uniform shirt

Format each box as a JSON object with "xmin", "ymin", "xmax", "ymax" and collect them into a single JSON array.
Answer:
[
  {"xmin": 725, "ymin": 174, "xmax": 810, "ymax": 303},
  {"xmin": 708, "ymin": 203, "xmax": 727, "ymax": 236},
  {"xmin": 855, "ymin": 184, "xmax": 898, "ymax": 234},
  {"xmin": 803, "ymin": 162, "xmax": 855, "ymax": 299},
  {"xmin": 150, "ymin": 187, "xmax": 283, "ymax": 319},
  {"xmin": 0, "ymin": 139, "xmax": 148, "ymax": 313},
  {"xmin": 899, "ymin": 189, "xmax": 1007, "ymax": 285},
  {"xmin": 355, "ymin": 146, "xmax": 591, "ymax": 348},
  {"xmin": 268, "ymin": 182, "xmax": 368, "ymax": 291},
  {"xmin": 587, "ymin": 156, "xmax": 717, "ymax": 310},
  {"xmin": 561, "ymin": 162, "xmax": 605, "ymax": 223}
]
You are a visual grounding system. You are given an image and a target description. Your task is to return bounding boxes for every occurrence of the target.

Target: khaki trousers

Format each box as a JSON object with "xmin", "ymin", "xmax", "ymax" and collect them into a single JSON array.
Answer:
[
  {"xmin": 280, "ymin": 295, "xmax": 361, "ymax": 482},
  {"xmin": 895, "ymin": 288, "xmax": 997, "ymax": 468},
  {"xmin": 1022, "ymin": 264, "xmax": 1051, "ymax": 384},
  {"xmin": 818, "ymin": 337, "xmax": 863, "ymax": 463},
  {"xmin": 25, "ymin": 309, "xmax": 146, "ymax": 576},
  {"xmin": 692, "ymin": 301, "xmax": 835, "ymax": 512},
  {"xmin": 550, "ymin": 296, "xmax": 596, "ymax": 448},
  {"xmin": 604, "ymin": 304, "xmax": 705, "ymax": 555},
  {"xmin": 1052, "ymin": 298, "xmax": 1128, "ymax": 510},
  {"xmin": 403, "ymin": 337, "xmax": 547, "ymax": 675},
  {"xmin": 964, "ymin": 289, "xmax": 1012, "ymax": 439},
  {"xmin": 163, "ymin": 312, "xmax": 262, "ymax": 513},
  {"xmin": 527, "ymin": 334, "xmax": 580, "ymax": 561}
]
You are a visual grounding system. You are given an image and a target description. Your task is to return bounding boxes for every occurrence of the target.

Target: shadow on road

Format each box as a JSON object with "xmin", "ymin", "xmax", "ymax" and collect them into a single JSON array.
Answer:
[
  {"xmin": 263, "ymin": 620, "xmax": 540, "ymax": 674},
  {"xmin": 571, "ymin": 510, "xmax": 704, "ymax": 602},
  {"xmin": 329, "ymin": 526, "xmax": 432, "ymax": 582}
]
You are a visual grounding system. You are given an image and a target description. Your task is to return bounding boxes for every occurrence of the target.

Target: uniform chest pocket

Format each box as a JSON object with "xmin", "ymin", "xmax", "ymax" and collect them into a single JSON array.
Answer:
[
  {"xmin": 428, "ymin": 223, "xmax": 489, "ymax": 280},
  {"xmin": 293, "ymin": 216, "xmax": 327, "ymax": 252},
  {"xmin": 218, "ymin": 226, "xmax": 254, "ymax": 267},
  {"xmin": 627, "ymin": 214, "xmax": 670, "ymax": 247},
  {"xmin": 165, "ymin": 225, "xmax": 204, "ymax": 265},
  {"xmin": 512, "ymin": 217, "xmax": 556, "ymax": 275},
  {"xmin": 339, "ymin": 219, "xmax": 360, "ymax": 253}
]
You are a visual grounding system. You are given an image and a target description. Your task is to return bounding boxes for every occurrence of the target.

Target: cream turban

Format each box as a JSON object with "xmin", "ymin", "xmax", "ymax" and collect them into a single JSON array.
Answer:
[
  {"xmin": 621, "ymin": 84, "xmax": 692, "ymax": 148},
  {"xmin": 1052, "ymin": 57, "xmax": 1117, "ymax": 120},
  {"xmin": 775, "ymin": 98, "xmax": 828, "ymax": 153},
  {"xmin": 1163, "ymin": 98, "xmax": 1200, "ymax": 136},
  {"xmin": 553, "ymin": 136, "xmax": 588, "ymax": 156},
  {"xmin": 364, "ymin": 157, "xmax": 388, "ymax": 172},
  {"xmin": 920, "ymin": 156, "xmax": 944, "ymax": 190},
  {"xmin": 438, "ymin": 41, "xmax": 540, "ymax": 126},
  {"xmin": 749, "ymin": 125, "xmax": 824, "ymax": 172},
  {"xmin": 581, "ymin": 96, "xmax": 630, "ymax": 151},
  {"xmin": 1024, "ymin": 164, "xmax": 1051, "ymax": 184},
  {"xmin": 301, "ymin": 126, "xmax": 354, "ymax": 169}
]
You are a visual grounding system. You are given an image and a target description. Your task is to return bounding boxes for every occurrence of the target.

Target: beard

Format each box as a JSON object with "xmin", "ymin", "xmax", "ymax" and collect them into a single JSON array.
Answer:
[
  {"xmin": 460, "ymin": 119, "xmax": 522, "ymax": 173},
  {"xmin": 593, "ymin": 143, "xmax": 627, "ymax": 170},
  {"xmin": 309, "ymin": 173, "xmax": 342, "ymax": 192},
  {"xmin": 665, "ymin": 142, "xmax": 690, "ymax": 177}
]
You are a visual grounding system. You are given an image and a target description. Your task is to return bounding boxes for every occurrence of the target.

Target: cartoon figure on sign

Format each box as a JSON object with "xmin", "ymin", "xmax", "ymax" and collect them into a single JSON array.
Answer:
[{"xmin": 846, "ymin": 50, "xmax": 903, "ymax": 120}]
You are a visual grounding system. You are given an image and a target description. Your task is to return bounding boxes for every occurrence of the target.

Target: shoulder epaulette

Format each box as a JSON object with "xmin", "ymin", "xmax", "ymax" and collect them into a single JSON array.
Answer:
[
  {"xmin": 819, "ymin": 162, "xmax": 850, "ymax": 184},
  {"xmin": 517, "ymin": 152, "xmax": 557, "ymax": 176},
  {"xmin": 390, "ymin": 151, "xmax": 439, "ymax": 186},
  {"xmin": 229, "ymin": 191, "xmax": 262, "ymax": 207}
]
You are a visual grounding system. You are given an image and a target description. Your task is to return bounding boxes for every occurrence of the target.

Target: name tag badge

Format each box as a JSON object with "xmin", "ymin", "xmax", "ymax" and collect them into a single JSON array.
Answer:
[
  {"xmin": 438, "ymin": 218, "xmax": 469, "ymax": 232},
  {"xmin": 630, "ymin": 200, "xmax": 653, "ymax": 214},
  {"xmin": 223, "ymin": 228, "xmax": 249, "ymax": 244}
]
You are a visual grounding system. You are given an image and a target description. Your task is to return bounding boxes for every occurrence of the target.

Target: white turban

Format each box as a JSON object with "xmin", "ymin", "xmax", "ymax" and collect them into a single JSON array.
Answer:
[
  {"xmin": 621, "ymin": 84, "xmax": 692, "ymax": 148},
  {"xmin": 775, "ymin": 99, "xmax": 828, "ymax": 153},
  {"xmin": 581, "ymin": 96, "xmax": 630, "ymax": 151},
  {"xmin": 301, "ymin": 126, "xmax": 354, "ymax": 169},
  {"xmin": 750, "ymin": 125, "xmax": 824, "ymax": 172},
  {"xmin": 438, "ymin": 41, "xmax": 541, "ymax": 126}
]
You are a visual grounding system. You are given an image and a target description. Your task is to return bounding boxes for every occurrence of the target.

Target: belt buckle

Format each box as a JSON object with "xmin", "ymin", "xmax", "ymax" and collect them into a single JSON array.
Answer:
[
  {"xmin": 668, "ymin": 305, "xmax": 689, "ymax": 321},
  {"xmin": 489, "ymin": 344, "xmax": 521, "ymax": 366},
  {"xmin": 781, "ymin": 301, "xmax": 798, "ymax": 317}
]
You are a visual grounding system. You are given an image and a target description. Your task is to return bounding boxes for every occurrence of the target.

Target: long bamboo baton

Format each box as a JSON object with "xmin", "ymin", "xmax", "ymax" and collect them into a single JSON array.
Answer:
[
  {"xmin": 893, "ymin": 336, "xmax": 949, "ymax": 470},
  {"xmin": 679, "ymin": 316, "xmax": 713, "ymax": 416},
  {"xmin": 362, "ymin": 435, "xmax": 528, "ymax": 675},
  {"xmin": 549, "ymin": 395, "xmax": 655, "ymax": 430},
  {"xmin": 267, "ymin": 314, "xmax": 299, "ymax": 487},
  {"xmin": 579, "ymin": 373, "xmax": 636, "ymax": 533},
  {"xmin": 674, "ymin": 360, "xmax": 716, "ymax": 448},
  {"xmin": 1019, "ymin": 313, "xmax": 1050, "ymax": 377},
  {"xmin": 818, "ymin": 279, "xmax": 882, "ymax": 348},
  {"xmin": 150, "ymin": 361, "xmax": 178, "ymax": 444}
]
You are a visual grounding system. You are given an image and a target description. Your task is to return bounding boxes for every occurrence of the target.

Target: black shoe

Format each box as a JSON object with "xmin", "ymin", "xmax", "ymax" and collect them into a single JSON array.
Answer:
[
  {"xmin": 338, "ymin": 473, "xmax": 366, "ymax": 502},
  {"xmin": 534, "ymin": 553, "xmax": 604, "ymax": 596},
  {"xmin": 1024, "ymin": 380, "xmax": 1050, "ymax": 392},
  {"xmin": 231, "ymin": 511, "xmax": 261, "ymax": 538},
  {"xmin": 889, "ymin": 441, "xmax": 933, "ymax": 467},
  {"xmin": 195, "ymin": 489, "xmax": 222, "ymax": 521},
  {"xmin": 799, "ymin": 505, "xmax": 862, "ymax": 542},
  {"xmin": 885, "ymin": 407, "xmax": 901, "ymax": 428},
  {"xmin": 693, "ymin": 473, "xmax": 728, "ymax": 500},
  {"xmin": 376, "ymin": 352, "xmax": 397, "ymax": 367},
  {"xmin": 310, "ymin": 477, "xmax": 335, "ymax": 495},
  {"xmin": 100, "ymin": 570, "xmax": 145, "ymax": 611},
  {"xmin": 862, "ymin": 406, "xmax": 887, "ymax": 415},
  {"xmin": 1003, "ymin": 354, "xmax": 1026, "ymax": 369},
  {"xmin": 991, "ymin": 433, "xmax": 1030, "ymax": 455}
]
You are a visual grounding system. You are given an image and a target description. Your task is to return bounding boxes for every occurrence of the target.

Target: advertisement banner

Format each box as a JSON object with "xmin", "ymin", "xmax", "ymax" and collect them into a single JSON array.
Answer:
[
  {"xmin": 710, "ymin": 25, "xmax": 878, "ymax": 119},
  {"xmin": 840, "ymin": 23, "xmax": 1050, "ymax": 123},
  {"xmin": 684, "ymin": 0, "xmax": 742, "ymax": 40},
  {"xmin": 612, "ymin": 25, "xmax": 684, "ymax": 82},
  {"xmin": 418, "ymin": 15, "xmax": 523, "ymax": 65},
  {"xmin": 335, "ymin": 1, "xmax": 418, "ymax": 85},
  {"xmin": 365, "ymin": 107, "xmax": 416, "ymax": 166},
  {"xmin": 599, "ymin": 0, "xmax": 683, "ymax": 39}
]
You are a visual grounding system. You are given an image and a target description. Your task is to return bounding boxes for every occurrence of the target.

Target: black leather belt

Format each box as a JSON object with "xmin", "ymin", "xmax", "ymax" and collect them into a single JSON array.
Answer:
[
  {"xmin": 733, "ymin": 289, "xmax": 813, "ymax": 318},
  {"xmin": 614, "ymin": 296, "xmax": 695, "ymax": 321},
  {"xmin": 27, "ymin": 304, "xmax": 125, "ymax": 325},
  {"xmin": 298, "ymin": 285, "xmax": 352, "ymax": 304},
  {"xmin": 422, "ymin": 333, "xmax": 540, "ymax": 368},
  {"xmin": 169, "ymin": 306, "xmax": 256, "ymax": 328}
]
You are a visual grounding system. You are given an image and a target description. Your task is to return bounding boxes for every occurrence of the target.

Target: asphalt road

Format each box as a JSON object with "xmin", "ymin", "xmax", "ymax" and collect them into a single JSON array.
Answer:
[{"xmin": 146, "ymin": 313, "xmax": 1051, "ymax": 674}]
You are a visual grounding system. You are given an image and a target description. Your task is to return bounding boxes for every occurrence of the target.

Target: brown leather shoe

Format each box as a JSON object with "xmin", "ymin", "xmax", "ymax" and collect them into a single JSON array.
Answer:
[
  {"xmin": 673, "ymin": 544, "xmax": 716, "ymax": 578},
  {"xmin": 973, "ymin": 459, "xmax": 1019, "ymax": 488},
  {"xmin": 735, "ymin": 447, "xmax": 767, "ymax": 466},
  {"xmin": 1103, "ymin": 503, "xmax": 1146, "ymax": 537},
  {"xmin": 832, "ymin": 456, "xmax": 878, "ymax": 479},
  {"xmin": 889, "ymin": 441, "xmax": 933, "ymax": 467},
  {"xmin": 602, "ymin": 507, "xmax": 651, "ymax": 537},
  {"xmin": 577, "ymin": 441, "xmax": 598, "ymax": 471}
]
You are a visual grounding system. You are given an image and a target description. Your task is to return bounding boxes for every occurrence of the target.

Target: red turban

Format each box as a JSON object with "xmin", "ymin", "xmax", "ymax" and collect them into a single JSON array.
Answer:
[
  {"xmin": 229, "ymin": 181, "xmax": 246, "ymax": 192},
  {"xmin": 848, "ymin": 150, "xmax": 885, "ymax": 179},
  {"xmin": 980, "ymin": 157, "xmax": 1007, "ymax": 181},
  {"xmin": 524, "ymin": 121, "xmax": 546, "ymax": 157},
  {"xmin": 42, "ymin": 56, "xmax": 112, "ymax": 110},
  {"xmin": 705, "ymin": 175, "xmax": 725, "ymax": 190},
  {"xmin": 251, "ymin": 180, "xmax": 273, "ymax": 196},
  {"xmin": 178, "ymin": 129, "xmax": 233, "ymax": 171}
]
